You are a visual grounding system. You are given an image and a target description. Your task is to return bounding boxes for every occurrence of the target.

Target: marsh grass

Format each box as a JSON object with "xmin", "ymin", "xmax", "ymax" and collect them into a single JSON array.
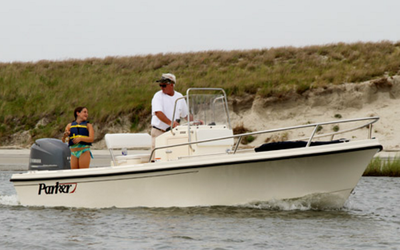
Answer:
[
  {"xmin": 364, "ymin": 156, "xmax": 400, "ymax": 176},
  {"xmin": 1, "ymin": 41, "xmax": 400, "ymax": 142},
  {"xmin": 233, "ymin": 123, "xmax": 256, "ymax": 145}
]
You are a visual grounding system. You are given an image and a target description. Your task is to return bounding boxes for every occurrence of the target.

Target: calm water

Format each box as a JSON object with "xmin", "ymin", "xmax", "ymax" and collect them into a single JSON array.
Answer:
[{"xmin": 1, "ymin": 170, "xmax": 399, "ymax": 250}]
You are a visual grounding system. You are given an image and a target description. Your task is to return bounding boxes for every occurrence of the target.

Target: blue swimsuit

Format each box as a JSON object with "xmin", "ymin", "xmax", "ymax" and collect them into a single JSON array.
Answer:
[
  {"xmin": 70, "ymin": 144, "xmax": 93, "ymax": 158},
  {"xmin": 69, "ymin": 121, "xmax": 93, "ymax": 159}
]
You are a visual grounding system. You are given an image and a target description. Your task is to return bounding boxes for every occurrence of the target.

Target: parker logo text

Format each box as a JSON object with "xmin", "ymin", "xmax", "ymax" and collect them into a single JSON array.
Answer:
[{"xmin": 38, "ymin": 182, "xmax": 77, "ymax": 195}]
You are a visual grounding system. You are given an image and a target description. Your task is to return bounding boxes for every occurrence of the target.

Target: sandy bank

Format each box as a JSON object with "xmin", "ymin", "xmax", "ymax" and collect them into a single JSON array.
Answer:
[
  {"xmin": 230, "ymin": 76, "xmax": 400, "ymax": 151},
  {"xmin": 3, "ymin": 76, "xmax": 400, "ymax": 154}
]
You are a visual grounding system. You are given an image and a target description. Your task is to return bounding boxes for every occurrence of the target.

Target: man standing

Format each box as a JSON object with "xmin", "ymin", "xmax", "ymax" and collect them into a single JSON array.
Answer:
[{"xmin": 151, "ymin": 73, "xmax": 188, "ymax": 150}]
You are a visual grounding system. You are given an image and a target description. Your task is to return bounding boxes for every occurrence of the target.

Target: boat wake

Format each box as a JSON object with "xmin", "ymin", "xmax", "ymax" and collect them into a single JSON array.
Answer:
[
  {"xmin": 245, "ymin": 193, "xmax": 347, "ymax": 211},
  {"xmin": 0, "ymin": 194, "xmax": 20, "ymax": 206}
]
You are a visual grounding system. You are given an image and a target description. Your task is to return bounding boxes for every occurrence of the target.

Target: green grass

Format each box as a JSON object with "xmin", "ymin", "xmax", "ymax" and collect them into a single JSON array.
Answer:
[
  {"xmin": 1, "ymin": 41, "xmax": 400, "ymax": 142},
  {"xmin": 364, "ymin": 156, "xmax": 400, "ymax": 176}
]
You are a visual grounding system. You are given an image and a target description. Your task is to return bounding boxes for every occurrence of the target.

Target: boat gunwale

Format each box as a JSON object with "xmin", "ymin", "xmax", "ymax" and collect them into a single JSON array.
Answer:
[{"xmin": 10, "ymin": 143, "xmax": 382, "ymax": 183}]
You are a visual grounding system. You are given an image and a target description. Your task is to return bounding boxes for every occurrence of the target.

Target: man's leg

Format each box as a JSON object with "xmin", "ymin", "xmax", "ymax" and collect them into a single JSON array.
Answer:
[{"xmin": 151, "ymin": 128, "xmax": 164, "ymax": 160}]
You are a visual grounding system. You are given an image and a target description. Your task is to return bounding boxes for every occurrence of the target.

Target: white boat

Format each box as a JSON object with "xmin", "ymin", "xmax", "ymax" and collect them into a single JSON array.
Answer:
[{"xmin": 10, "ymin": 88, "xmax": 382, "ymax": 208}]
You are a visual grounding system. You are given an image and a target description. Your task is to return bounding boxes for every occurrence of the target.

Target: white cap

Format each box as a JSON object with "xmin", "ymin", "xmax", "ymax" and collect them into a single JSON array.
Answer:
[{"xmin": 156, "ymin": 73, "xmax": 176, "ymax": 84}]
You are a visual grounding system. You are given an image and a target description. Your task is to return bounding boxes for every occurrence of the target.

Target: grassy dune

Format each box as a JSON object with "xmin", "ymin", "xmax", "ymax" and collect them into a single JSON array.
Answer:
[{"xmin": 1, "ymin": 41, "xmax": 400, "ymax": 142}]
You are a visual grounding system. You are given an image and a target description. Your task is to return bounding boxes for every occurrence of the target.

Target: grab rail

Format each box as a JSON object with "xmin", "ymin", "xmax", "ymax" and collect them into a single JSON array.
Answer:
[{"xmin": 149, "ymin": 116, "xmax": 379, "ymax": 161}]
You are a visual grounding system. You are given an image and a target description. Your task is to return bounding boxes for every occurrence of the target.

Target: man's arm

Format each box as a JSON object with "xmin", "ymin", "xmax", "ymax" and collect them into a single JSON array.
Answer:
[{"xmin": 155, "ymin": 111, "xmax": 179, "ymax": 128}]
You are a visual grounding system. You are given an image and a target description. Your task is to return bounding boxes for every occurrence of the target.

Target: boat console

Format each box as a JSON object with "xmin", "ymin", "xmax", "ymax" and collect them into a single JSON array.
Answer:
[{"xmin": 153, "ymin": 88, "xmax": 234, "ymax": 161}]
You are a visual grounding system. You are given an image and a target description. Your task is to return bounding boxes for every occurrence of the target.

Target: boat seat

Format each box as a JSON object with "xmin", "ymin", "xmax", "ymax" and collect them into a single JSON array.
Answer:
[
  {"xmin": 114, "ymin": 154, "xmax": 150, "ymax": 165},
  {"xmin": 105, "ymin": 133, "xmax": 152, "ymax": 166}
]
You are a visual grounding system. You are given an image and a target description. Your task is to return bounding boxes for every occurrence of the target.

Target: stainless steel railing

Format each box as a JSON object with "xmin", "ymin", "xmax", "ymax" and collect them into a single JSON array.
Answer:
[{"xmin": 149, "ymin": 116, "xmax": 379, "ymax": 161}]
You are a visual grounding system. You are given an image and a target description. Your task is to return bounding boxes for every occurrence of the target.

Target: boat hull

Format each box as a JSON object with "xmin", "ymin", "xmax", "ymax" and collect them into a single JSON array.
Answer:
[{"xmin": 11, "ymin": 140, "xmax": 381, "ymax": 208}]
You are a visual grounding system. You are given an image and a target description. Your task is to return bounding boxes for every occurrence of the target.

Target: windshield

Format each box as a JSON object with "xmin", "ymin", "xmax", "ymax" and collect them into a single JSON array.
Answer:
[{"xmin": 186, "ymin": 89, "xmax": 230, "ymax": 128}]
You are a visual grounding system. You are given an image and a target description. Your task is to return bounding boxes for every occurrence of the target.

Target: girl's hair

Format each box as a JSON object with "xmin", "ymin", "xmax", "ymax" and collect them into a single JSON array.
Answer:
[{"xmin": 73, "ymin": 107, "xmax": 87, "ymax": 121}]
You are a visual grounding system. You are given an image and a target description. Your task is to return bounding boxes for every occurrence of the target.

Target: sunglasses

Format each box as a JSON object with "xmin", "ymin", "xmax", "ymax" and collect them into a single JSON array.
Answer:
[{"xmin": 159, "ymin": 84, "xmax": 168, "ymax": 88}]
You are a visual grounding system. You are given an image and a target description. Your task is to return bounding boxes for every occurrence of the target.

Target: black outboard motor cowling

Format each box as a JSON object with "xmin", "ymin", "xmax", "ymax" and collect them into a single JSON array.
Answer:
[{"xmin": 29, "ymin": 138, "xmax": 71, "ymax": 170}]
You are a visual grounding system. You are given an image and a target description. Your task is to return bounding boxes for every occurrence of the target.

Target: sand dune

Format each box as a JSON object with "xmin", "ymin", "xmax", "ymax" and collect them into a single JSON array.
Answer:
[{"xmin": 230, "ymin": 76, "xmax": 400, "ymax": 151}]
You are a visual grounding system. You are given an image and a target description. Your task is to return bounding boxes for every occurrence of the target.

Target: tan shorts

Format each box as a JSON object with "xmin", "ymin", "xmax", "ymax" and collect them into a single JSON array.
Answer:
[{"xmin": 151, "ymin": 127, "xmax": 164, "ymax": 151}]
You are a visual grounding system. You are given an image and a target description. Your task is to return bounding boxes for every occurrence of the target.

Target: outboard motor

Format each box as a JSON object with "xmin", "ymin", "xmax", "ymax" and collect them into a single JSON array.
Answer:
[{"xmin": 28, "ymin": 138, "xmax": 71, "ymax": 171}]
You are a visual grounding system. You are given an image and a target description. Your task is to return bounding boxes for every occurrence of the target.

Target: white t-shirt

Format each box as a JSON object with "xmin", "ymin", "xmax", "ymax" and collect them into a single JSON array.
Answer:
[{"xmin": 151, "ymin": 90, "xmax": 189, "ymax": 130}]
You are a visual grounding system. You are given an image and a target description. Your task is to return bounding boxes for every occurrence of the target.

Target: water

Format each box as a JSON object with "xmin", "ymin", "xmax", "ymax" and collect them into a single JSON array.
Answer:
[{"xmin": 1, "ymin": 170, "xmax": 399, "ymax": 250}]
